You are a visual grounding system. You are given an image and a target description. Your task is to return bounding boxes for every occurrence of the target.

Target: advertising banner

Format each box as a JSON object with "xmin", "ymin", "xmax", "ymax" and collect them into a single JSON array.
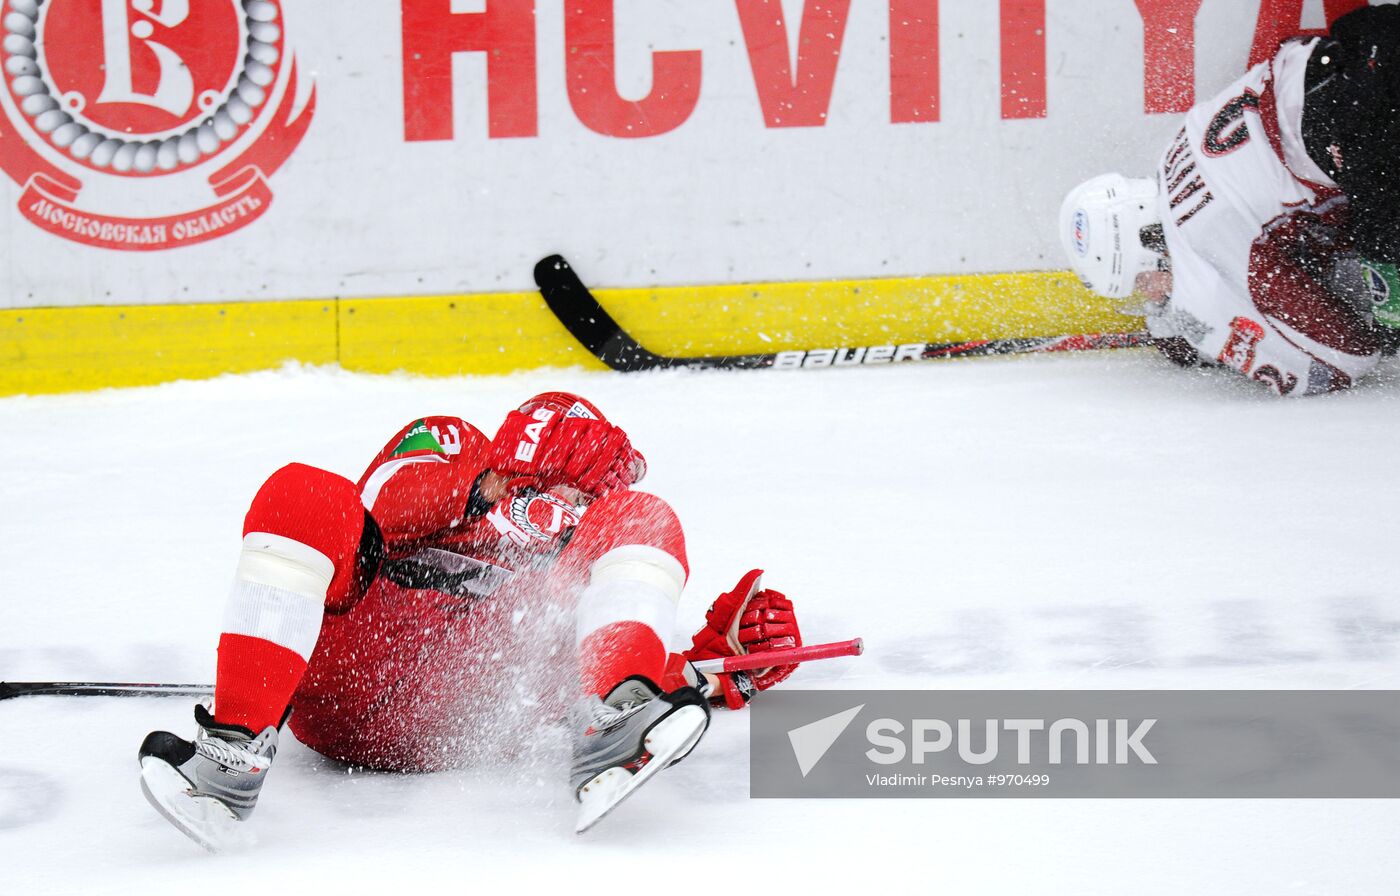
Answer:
[
  {"xmin": 3, "ymin": 0, "xmax": 1360, "ymax": 305},
  {"xmin": 0, "ymin": 1, "xmax": 1374, "ymax": 393}
]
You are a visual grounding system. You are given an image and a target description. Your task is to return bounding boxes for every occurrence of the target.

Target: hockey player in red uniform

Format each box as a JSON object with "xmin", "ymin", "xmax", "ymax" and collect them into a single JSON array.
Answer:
[
  {"xmin": 1059, "ymin": 5, "xmax": 1400, "ymax": 396},
  {"xmin": 137, "ymin": 392, "xmax": 802, "ymax": 850}
]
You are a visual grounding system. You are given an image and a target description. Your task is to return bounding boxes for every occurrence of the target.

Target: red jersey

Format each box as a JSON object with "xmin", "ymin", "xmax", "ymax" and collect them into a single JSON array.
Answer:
[{"xmin": 288, "ymin": 416, "xmax": 595, "ymax": 770}]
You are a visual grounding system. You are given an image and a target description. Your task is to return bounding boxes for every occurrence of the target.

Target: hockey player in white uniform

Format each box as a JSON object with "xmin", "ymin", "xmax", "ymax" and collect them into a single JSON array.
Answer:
[{"xmin": 1060, "ymin": 5, "xmax": 1400, "ymax": 396}]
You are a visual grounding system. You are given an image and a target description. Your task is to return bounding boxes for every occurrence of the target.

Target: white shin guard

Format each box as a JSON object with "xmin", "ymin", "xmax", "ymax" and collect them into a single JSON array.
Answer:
[
  {"xmin": 575, "ymin": 545, "xmax": 687, "ymax": 653},
  {"xmin": 221, "ymin": 532, "xmax": 335, "ymax": 663}
]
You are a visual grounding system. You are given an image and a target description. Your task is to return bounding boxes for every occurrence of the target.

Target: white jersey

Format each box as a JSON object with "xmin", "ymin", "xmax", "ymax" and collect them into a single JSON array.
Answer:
[{"xmin": 1149, "ymin": 37, "xmax": 1379, "ymax": 396}]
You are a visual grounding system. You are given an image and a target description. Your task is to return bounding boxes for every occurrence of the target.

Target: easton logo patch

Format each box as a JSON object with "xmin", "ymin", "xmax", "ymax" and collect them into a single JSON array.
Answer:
[
  {"xmin": 0, "ymin": 0, "xmax": 315, "ymax": 250},
  {"xmin": 513, "ymin": 407, "xmax": 555, "ymax": 464}
]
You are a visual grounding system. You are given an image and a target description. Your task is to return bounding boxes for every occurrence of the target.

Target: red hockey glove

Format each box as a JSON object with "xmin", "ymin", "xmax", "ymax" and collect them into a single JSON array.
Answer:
[
  {"xmin": 489, "ymin": 408, "xmax": 645, "ymax": 497},
  {"xmin": 683, "ymin": 569, "xmax": 801, "ymax": 710}
]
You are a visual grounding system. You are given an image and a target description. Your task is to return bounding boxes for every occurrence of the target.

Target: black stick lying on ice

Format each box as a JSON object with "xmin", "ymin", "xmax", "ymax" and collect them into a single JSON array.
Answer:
[
  {"xmin": 533, "ymin": 254, "xmax": 1150, "ymax": 372},
  {"xmin": 0, "ymin": 640, "xmax": 866, "ymax": 700},
  {"xmin": 0, "ymin": 681, "xmax": 213, "ymax": 701}
]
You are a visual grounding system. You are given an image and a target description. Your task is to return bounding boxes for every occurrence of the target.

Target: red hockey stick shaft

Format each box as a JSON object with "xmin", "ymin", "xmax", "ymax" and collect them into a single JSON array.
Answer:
[{"xmin": 690, "ymin": 638, "xmax": 864, "ymax": 674}]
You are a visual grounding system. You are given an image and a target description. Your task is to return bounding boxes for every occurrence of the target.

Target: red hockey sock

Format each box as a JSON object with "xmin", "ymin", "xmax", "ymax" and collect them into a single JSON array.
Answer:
[
  {"xmin": 580, "ymin": 620, "xmax": 668, "ymax": 697},
  {"xmin": 214, "ymin": 633, "xmax": 308, "ymax": 732}
]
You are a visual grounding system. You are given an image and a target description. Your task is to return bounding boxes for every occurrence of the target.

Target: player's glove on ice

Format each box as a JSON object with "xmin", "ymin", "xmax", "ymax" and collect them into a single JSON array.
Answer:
[
  {"xmin": 490, "ymin": 409, "xmax": 645, "ymax": 497},
  {"xmin": 684, "ymin": 569, "xmax": 801, "ymax": 709}
]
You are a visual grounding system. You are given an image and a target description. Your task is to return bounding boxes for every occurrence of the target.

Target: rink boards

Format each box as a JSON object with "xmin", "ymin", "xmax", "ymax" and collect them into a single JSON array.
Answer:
[
  {"xmin": 0, "ymin": 270, "xmax": 1137, "ymax": 396},
  {"xmin": 0, "ymin": 0, "xmax": 1345, "ymax": 394}
]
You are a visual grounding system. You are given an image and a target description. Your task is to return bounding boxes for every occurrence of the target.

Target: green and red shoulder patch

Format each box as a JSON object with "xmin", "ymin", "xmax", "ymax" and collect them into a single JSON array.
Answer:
[{"xmin": 391, "ymin": 420, "xmax": 446, "ymax": 457}]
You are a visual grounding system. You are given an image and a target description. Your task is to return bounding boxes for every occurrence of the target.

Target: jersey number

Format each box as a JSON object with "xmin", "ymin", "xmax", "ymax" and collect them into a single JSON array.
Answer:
[{"xmin": 1203, "ymin": 89, "xmax": 1260, "ymax": 157}]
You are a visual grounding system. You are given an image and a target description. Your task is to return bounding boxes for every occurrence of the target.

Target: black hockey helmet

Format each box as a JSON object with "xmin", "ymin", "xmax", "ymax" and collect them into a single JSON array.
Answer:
[{"xmin": 1303, "ymin": 5, "xmax": 1400, "ymax": 262}]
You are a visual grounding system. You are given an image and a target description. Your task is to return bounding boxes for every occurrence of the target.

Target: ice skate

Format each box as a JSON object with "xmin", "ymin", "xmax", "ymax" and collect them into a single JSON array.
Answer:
[
  {"xmin": 571, "ymin": 676, "xmax": 709, "ymax": 833},
  {"xmin": 138, "ymin": 703, "xmax": 279, "ymax": 853}
]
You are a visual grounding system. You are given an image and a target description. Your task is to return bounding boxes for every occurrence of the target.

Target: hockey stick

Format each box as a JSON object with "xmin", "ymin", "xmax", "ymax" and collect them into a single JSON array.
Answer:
[
  {"xmin": 1, "ymin": 640, "xmax": 865, "ymax": 700},
  {"xmin": 689, "ymin": 638, "xmax": 864, "ymax": 674},
  {"xmin": 534, "ymin": 255, "xmax": 1150, "ymax": 372},
  {"xmin": 0, "ymin": 681, "xmax": 213, "ymax": 701}
]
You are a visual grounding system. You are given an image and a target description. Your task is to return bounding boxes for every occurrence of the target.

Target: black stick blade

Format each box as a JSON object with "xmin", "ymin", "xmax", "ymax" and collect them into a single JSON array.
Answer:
[
  {"xmin": 534, "ymin": 255, "xmax": 670, "ymax": 372},
  {"xmin": 0, "ymin": 681, "xmax": 213, "ymax": 700},
  {"xmin": 533, "ymin": 254, "xmax": 1145, "ymax": 373},
  {"xmin": 534, "ymin": 255, "xmax": 775, "ymax": 371}
]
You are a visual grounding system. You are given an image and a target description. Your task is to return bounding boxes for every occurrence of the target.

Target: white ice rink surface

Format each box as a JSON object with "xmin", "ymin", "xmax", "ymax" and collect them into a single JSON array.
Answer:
[{"xmin": 3, "ymin": 352, "xmax": 1399, "ymax": 894}]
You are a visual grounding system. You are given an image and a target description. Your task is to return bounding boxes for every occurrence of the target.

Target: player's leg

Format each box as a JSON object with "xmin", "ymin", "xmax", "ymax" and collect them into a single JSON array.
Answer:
[
  {"xmin": 1246, "ymin": 318, "xmax": 1379, "ymax": 396},
  {"xmin": 1245, "ymin": 254, "xmax": 1381, "ymax": 395},
  {"xmin": 570, "ymin": 491, "xmax": 688, "ymax": 695},
  {"xmin": 138, "ymin": 463, "xmax": 383, "ymax": 851},
  {"xmin": 559, "ymin": 490, "xmax": 711, "ymax": 831},
  {"xmin": 214, "ymin": 463, "xmax": 383, "ymax": 729}
]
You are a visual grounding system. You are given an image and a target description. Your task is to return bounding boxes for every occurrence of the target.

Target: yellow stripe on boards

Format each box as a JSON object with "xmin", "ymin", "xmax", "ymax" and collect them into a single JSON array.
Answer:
[
  {"xmin": 0, "ymin": 271, "xmax": 1139, "ymax": 396},
  {"xmin": 337, "ymin": 292, "xmax": 609, "ymax": 377},
  {"xmin": 596, "ymin": 271, "xmax": 1134, "ymax": 356},
  {"xmin": 0, "ymin": 300, "xmax": 337, "ymax": 396}
]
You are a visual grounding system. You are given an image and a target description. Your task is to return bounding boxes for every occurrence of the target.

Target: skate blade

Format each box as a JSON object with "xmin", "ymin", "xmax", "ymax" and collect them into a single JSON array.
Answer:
[
  {"xmin": 139, "ymin": 757, "xmax": 255, "ymax": 854},
  {"xmin": 575, "ymin": 704, "xmax": 708, "ymax": 834}
]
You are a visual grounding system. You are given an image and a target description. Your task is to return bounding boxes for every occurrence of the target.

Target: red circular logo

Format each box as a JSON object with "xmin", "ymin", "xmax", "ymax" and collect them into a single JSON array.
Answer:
[
  {"xmin": 510, "ymin": 492, "xmax": 583, "ymax": 542},
  {"xmin": 4, "ymin": 0, "xmax": 284, "ymax": 176},
  {"xmin": 0, "ymin": 0, "xmax": 314, "ymax": 250}
]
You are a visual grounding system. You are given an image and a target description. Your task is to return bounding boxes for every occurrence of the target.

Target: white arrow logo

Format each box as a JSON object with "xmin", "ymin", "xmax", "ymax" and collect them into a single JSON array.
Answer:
[{"xmin": 787, "ymin": 704, "xmax": 864, "ymax": 777}]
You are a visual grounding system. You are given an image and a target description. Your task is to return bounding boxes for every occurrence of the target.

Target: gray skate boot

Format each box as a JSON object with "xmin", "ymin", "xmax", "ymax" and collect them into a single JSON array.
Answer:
[
  {"xmin": 571, "ymin": 675, "xmax": 710, "ymax": 833},
  {"xmin": 138, "ymin": 703, "xmax": 280, "ymax": 852}
]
